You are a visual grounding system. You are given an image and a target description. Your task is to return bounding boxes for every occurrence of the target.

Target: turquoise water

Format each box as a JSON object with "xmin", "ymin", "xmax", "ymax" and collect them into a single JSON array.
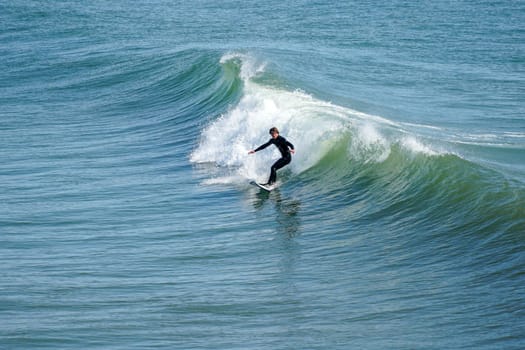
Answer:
[{"xmin": 1, "ymin": 1, "xmax": 524, "ymax": 349}]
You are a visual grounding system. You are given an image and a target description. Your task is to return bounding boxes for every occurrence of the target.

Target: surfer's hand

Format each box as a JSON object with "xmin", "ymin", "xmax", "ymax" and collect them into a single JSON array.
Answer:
[
  {"xmin": 290, "ymin": 149, "xmax": 295, "ymax": 154},
  {"xmin": 248, "ymin": 150, "xmax": 255, "ymax": 154}
]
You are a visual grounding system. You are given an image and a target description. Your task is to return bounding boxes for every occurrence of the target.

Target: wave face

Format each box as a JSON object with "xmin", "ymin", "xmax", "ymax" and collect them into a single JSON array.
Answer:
[{"xmin": 192, "ymin": 54, "xmax": 524, "ymax": 238}]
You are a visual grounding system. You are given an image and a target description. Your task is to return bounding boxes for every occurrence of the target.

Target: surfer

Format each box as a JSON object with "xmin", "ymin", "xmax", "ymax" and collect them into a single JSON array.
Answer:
[{"xmin": 249, "ymin": 127, "xmax": 295, "ymax": 186}]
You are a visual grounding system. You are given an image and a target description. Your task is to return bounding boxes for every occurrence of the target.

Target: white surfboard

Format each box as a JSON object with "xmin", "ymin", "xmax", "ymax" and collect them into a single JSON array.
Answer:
[{"xmin": 250, "ymin": 181, "xmax": 274, "ymax": 192}]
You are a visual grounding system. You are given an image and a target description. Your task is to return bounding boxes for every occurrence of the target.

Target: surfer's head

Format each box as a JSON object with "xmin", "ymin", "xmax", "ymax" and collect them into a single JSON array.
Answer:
[{"xmin": 269, "ymin": 127, "xmax": 279, "ymax": 138}]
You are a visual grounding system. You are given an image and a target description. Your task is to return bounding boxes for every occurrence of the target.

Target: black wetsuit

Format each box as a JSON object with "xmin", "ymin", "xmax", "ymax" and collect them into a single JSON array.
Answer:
[{"xmin": 254, "ymin": 136, "xmax": 295, "ymax": 184}]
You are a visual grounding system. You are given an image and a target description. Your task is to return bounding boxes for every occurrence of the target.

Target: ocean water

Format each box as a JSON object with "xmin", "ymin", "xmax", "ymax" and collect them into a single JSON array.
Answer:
[{"xmin": 1, "ymin": 0, "xmax": 524, "ymax": 349}]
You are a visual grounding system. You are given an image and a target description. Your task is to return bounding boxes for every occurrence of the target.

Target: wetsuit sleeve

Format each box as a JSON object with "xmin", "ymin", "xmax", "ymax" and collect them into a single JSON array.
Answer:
[
  {"xmin": 286, "ymin": 140, "xmax": 294, "ymax": 150},
  {"xmin": 254, "ymin": 139, "xmax": 273, "ymax": 152}
]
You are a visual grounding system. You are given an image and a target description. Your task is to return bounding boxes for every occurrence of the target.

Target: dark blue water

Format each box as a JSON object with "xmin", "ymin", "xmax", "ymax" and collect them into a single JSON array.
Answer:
[{"xmin": 1, "ymin": 1, "xmax": 524, "ymax": 349}]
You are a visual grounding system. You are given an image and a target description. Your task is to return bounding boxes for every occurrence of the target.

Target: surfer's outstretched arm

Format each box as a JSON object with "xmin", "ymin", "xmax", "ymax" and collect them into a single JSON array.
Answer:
[{"xmin": 248, "ymin": 140, "xmax": 272, "ymax": 154}]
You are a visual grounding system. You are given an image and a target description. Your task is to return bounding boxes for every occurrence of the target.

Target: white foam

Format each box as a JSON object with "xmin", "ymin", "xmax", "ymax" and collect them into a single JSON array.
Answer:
[
  {"xmin": 400, "ymin": 136, "xmax": 439, "ymax": 156},
  {"xmin": 348, "ymin": 122, "xmax": 391, "ymax": 163},
  {"xmin": 202, "ymin": 176, "xmax": 245, "ymax": 186},
  {"xmin": 220, "ymin": 52, "xmax": 266, "ymax": 81},
  {"xmin": 191, "ymin": 83, "xmax": 347, "ymax": 182}
]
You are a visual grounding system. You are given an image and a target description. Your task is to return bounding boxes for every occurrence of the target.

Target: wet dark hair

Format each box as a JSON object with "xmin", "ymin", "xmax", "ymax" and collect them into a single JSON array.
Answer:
[{"xmin": 269, "ymin": 127, "xmax": 279, "ymax": 135}]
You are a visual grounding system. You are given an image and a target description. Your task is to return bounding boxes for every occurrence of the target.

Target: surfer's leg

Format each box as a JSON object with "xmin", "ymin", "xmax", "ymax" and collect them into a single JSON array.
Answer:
[{"xmin": 268, "ymin": 157, "xmax": 291, "ymax": 184}]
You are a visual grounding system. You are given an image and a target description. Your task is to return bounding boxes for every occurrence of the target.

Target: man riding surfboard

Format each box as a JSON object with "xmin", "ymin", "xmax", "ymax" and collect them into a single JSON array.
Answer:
[{"xmin": 248, "ymin": 127, "xmax": 295, "ymax": 186}]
